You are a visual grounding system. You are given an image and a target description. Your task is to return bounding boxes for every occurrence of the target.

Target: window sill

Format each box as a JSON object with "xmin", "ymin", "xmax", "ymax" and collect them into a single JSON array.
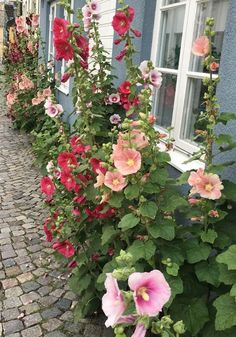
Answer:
[
  {"xmin": 158, "ymin": 141, "xmax": 205, "ymax": 173},
  {"xmin": 57, "ymin": 85, "xmax": 70, "ymax": 96}
]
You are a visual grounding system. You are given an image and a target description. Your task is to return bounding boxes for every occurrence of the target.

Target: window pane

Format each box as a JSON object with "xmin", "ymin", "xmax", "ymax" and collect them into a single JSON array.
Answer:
[
  {"xmin": 190, "ymin": 0, "xmax": 229, "ymax": 73},
  {"xmin": 158, "ymin": 5, "xmax": 185, "ymax": 69},
  {"xmin": 181, "ymin": 78, "xmax": 207, "ymax": 142},
  {"xmin": 154, "ymin": 74, "xmax": 177, "ymax": 128},
  {"xmin": 163, "ymin": 0, "xmax": 183, "ymax": 5}
]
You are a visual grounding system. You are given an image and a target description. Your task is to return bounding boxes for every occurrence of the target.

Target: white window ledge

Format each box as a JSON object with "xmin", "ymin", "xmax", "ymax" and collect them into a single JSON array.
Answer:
[{"xmin": 57, "ymin": 85, "xmax": 70, "ymax": 96}]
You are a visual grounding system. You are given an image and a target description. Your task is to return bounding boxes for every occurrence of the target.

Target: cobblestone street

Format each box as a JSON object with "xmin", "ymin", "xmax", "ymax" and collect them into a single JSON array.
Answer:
[{"xmin": 0, "ymin": 82, "xmax": 105, "ymax": 337}]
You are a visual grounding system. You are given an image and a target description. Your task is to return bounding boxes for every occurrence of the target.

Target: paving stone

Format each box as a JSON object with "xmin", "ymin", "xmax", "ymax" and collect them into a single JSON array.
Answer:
[
  {"xmin": 84, "ymin": 324, "xmax": 103, "ymax": 337},
  {"xmin": 60, "ymin": 311, "xmax": 74, "ymax": 321},
  {"xmin": 20, "ymin": 292, "xmax": 40, "ymax": 305},
  {"xmin": 44, "ymin": 332, "xmax": 66, "ymax": 337},
  {"xmin": 22, "ymin": 281, "xmax": 40, "ymax": 293},
  {"xmin": 5, "ymin": 266, "xmax": 21, "ymax": 277},
  {"xmin": 55, "ymin": 298, "xmax": 72, "ymax": 311},
  {"xmin": 23, "ymin": 313, "xmax": 42, "ymax": 327},
  {"xmin": 39, "ymin": 295, "xmax": 57, "ymax": 307},
  {"xmin": 2, "ymin": 320, "xmax": 24, "ymax": 335},
  {"xmin": 41, "ymin": 307, "xmax": 62, "ymax": 319},
  {"xmin": 2, "ymin": 258, "xmax": 16, "ymax": 267},
  {"xmin": 2, "ymin": 308, "xmax": 20, "ymax": 321},
  {"xmin": 16, "ymin": 272, "xmax": 34, "ymax": 283},
  {"xmin": 1, "ymin": 250, "xmax": 16, "ymax": 259},
  {"xmin": 42, "ymin": 318, "xmax": 63, "ymax": 332},
  {"xmin": 4, "ymin": 297, "xmax": 22, "ymax": 309},
  {"xmin": 5, "ymin": 286, "xmax": 23, "ymax": 298},
  {"xmin": 19, "ymin": 302, "xmax": 40, "ymax": 315},
  {"xmin": 38, "ymin": 285, "xmax": 53, "ymax": 296},
  {"xmin": 21, "ymin": 325, "xmax": 42, "ymax": 337},
  {"xmin": 0, "ymin": 271, "xmax": 5, "ymax": 279},
  {"xmin": 6, "ymin": 333, "xmax": 21, "ymax": 337},
  {"xmin": 50, "ymin": 289, "xmax": 65, "ymax": 298}
]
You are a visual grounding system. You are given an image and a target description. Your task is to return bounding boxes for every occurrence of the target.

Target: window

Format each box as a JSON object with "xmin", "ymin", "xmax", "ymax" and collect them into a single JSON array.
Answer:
[
  {"xmin": 151, "ymin": 0, "xmax": 229, "ymax": 171},
  {"xmin": 48, "ymin": 2, "xmax": 57, "ymax": 63},
  {"xmin": 58, "ymin": 0, "xmax": 74, "ymax": 95}
]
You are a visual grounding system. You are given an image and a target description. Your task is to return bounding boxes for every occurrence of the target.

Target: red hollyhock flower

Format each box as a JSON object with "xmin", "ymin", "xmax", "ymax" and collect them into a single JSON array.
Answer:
[
  {"xmin": 112, "ymin": 12, "xmax": 130, "ymax": 36},
  {"xmin": 127, "ymin": 6, "xmax": 135, "ymax": 22},
  {"xmin": 43, "ymin": 220, "xmax": 53, "ymax": 242},
  {"xmin": 68, "ymin": 260, "xmax": 77, "ymax": 268},
  {"xmin": 53, "ymin": 17, "xmax": 71, "ymax": 41},
  {"xmin": 53, "ymin": 240, "xmax": 75, "ymax": 258},
  {"xmin": 40, "ymin": 176, "xmax": 55, "ymax": 196},
  {"xmin": 118, "ymin": 81, "xmax": 131, "ymax": 95},
  {"xmin": 58, "ymin": 152, "xmax": 77, "ymax": 171},
  {"xmin": 61, "ymin": 72, "xmax": 70, "ymax": 83},
  {"xmin": 90, "ymin": 158, "xmax": 107, "ymax": 175},
  {"xmin": 72, "ymin": 207, "xmax": 81, "ymax": 217},
  {"xmin": 131, "ymin": 28, "xmax": 141, "ymax": 37},
  {"xmin": 75, "ymin": 35, "xmax": 89, "ymax": 61},
  {"xmin": 73, "ymin": 195, "xmax": 86, "ymax": 204},
  {"xmin": 54, "ymin": 40, "xmax": 74, "ymax": 61},
  {"xmin": 115, "ymin": 48, "xmax": 127, "ymax": 61},
  {"xmin": 60, "ymin": 172, "xmax": 76, "ymax": 190}
]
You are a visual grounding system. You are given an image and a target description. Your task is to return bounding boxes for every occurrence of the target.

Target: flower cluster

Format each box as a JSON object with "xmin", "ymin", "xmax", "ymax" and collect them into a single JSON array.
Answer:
[
  {"xmin": 32, "ymin": 87, "xmax": 51, "ymax": 106},
  {"xmin": 139, "ymin": 61, "xmax": 163, "ymax": 88},
  {"xmin": 82, "ymin": 0, "xmax": 101, "ymax": 31},
  {"xmin": 44, "ymin": 97, "xmax": 64, "ymax": 118}
]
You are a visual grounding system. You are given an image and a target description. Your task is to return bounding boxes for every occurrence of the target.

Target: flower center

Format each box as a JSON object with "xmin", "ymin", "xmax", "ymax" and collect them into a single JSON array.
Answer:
[
  {"xmin": 205, "ymin": 183, "xmax": 213, "ymax": 192},
  {"xmin": 112, "ymin": 178, "xmax": 120, "ymax": 186},
  {"xmin": 138, "ymin": 287, "xmax": 149, "ymax": 301},
  {"xmin": 127, "ymin": 159, "xmax": 134, "ymax": 167},
  {"xmin": 120, "ymin": 20, "xmax": 126, "ymax": 27},
  {"xmin": 47, "ymin": 184, "xmax": 52, "ymax": 190}
]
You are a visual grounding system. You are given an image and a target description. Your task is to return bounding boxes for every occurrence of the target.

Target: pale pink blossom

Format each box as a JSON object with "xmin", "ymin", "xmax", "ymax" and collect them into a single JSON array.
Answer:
[
  {"xmin": 131, "ymin": 130, "xmax": 149, "ymax": 150},
  {"xmin": 110, "ymin": 114, "xmax": 121, "ymax": 124},
  {"xmin": 192, "ymin": 36, "xmax": 210, "ymax": 57},
  {"xmin": 83, "ymin": 17, "xmax": 92, "ymax": 31},
  {"xmin": 82, "ymin": 5, "xmax": 93, "ymax": 18},
  {"xmin": 210, "ymin": 62, "xmax": 219, "ymax": 72},
  {"xmin": 27, "ymin": 41, "xmax": 34, "ymax": 53},
  {"xmin": 149, "ymin": 69, "xmax": 162, "ymax": 88},
  {"xmin": 128, "ymin": 270, "xmax": 171, "ymax": 316},
  {"xmin": 104, "ymin": 171, "xmax": 127, "ymax": 192},
  {"xmin": 43, "ymin": 87, "xmax": 52, "ymax": 97},
  {"xmin": 32, "ymin": 14, "xmax": 39, "ymax": 27},
  {"xmin": 139, "ymin": 60, "xmax": 150, "ymax": 79},
  {"xmin": 113, "ymin": 148, "xmax": 141, "ymax": 175},
  {"xmin": 89, "ymin": 0, "xmax": 101, "ymax": 14},
  {"xmin": 131, "ymin": 324, "xmax": 147, "ymax": 337},
  {"xmin": 188, "ymin": 198, "xmax": 201, "ymax": 205},
  {"xmin": 94, "ymin": 171, "xmax": 105, "ymax": 188},
  {"xmin": 45, "ymin": 103, "xmax": 63, "ymax": 118},
  {"xmin": 108, "ymin": 93, "xmax": 120, "ymax": 104},
  {"xmin": 102, "ymin": 274, "xmax": 126, "ymax": 327},
  {"xmin": 44, "ymin": 98, "xmax": 52, "ymax": 109},
  {"xmin": 188, "ymin": 169, "xmax": 224, "ymax": 200},
  {"xmin": 6, "ymin": 93, "xmax": 17, "ymax": 107},
  {"xmin": 32, "ymin": 97, "xmax": 40, "ymax": 106},
  {"xmin": 208, "ymin": 209, "xmax": 219, "ymax": 218}
]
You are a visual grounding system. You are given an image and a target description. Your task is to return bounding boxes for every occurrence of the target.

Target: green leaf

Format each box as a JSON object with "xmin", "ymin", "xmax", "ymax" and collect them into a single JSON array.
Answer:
[
  {"xmin": 128, "ymin": 240, "xmax": 156, "ymax": 262},
  {"xmin": 230, "ymin": 284, "xmax": 236, "ymax": 299},
  {"xmin": 215, "ymin": 134, "xmax": 234, "ymax": 146},
  {"xmin": 201, "ymin": 229, "xmax": 218, "ymax": 244},
  {"xmin": 161, "ymin": 192, "xmax": 188, "ymax": 212},
  {"xmin": 217, "ymin": 245, "xmax": 236, "ymax": 270},
  {"xmin": 176, "ymin": 171, "xmax": 190, "ymax": 185},
  {"xmin": 218, "ymin": 263, "xmax": 236, "ymax": 285},
  {"xmin": 222, "ymin": 180, "xmax": 236, "ymax": 202},
  {"xmin": 148, "ymin": 218, "xmax": 175, "ymax": 241},
  {"xmin": 101, "ymin": 226, "xmax": 118, "ymax": 245},
  {"xmin": 161, "ymin": 243, "xmax": 185, "ymax": 265},
  {"xmin": 171, "ymin": 297, "xmax": 209, "ymax": 336},
  {"xmin": 118, "ymin": 213, "xmax": 140, "ymax": 231},
  {"xmin": 214, "ymin": 293, "xmax": 236, "ymax": 331},
  {"xmin": 108, "ymin": 193, "xmax": 124, "ymax": 208},
  {"xmin": 140, "ymin": 201, "xmax": 158, "ymax": 219},
  {"xmin": 167, "ymin": 262, "xmax": 179, "ymax": 276},
  {"xmin": 195, "ymin": 260, "xmax": 220, "ymax": 287},
  {"xmin": 203, "ymin": 322, "xmax": 236, "ymax": 337},
  {"xmin": 124, "ymin": 184, "xmax": 140, "ymax": 200},
  {"xmin": 143, "ymin": 182, "xmax": 160, "ymax": 194},
  {"xmin": 184, "ymin": 240, "xmax": 211, "ymax": 264},
  {"xmin": 217, "ymin": 112, "xmax": 236, "ymax": 125},
  {"xmin": 165, "ymin": 275, "xmax": 183, "ymax": 306},
  {"xmin": 150, "ymin": 168, "xmax": 169, "ymax": 185}
]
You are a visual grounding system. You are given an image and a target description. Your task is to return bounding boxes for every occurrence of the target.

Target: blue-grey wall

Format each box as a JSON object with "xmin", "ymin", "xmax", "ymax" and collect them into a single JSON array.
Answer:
[{"xmin": 215, "ymin": 0, "xmax": 236, "ymax": 182}]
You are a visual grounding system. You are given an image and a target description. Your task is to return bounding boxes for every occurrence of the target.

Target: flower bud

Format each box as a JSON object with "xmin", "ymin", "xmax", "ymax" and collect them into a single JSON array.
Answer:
[
  {"xmin": 173, "ymin": 321, "xmax": 185, "ymax": 334},
  {"xmin": 114, "ymin": 327, "xmax": 124, "ymax": 334}
]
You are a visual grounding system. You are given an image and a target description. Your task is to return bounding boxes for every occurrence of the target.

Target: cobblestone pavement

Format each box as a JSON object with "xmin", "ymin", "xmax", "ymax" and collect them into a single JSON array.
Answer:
[{"xmin": 0, "ymin": 82, "xmax": 107, "ymax": 336}]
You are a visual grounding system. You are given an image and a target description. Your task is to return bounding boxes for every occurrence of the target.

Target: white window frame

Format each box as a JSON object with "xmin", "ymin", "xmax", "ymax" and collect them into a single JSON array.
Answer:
[
  {"xmin": 48, "ymin": 1, "xmax": 57, "ymax": 64},
  {"xmin": 58, "ymin": 0, "xmax": 74, "ymax": 95},
  {"xmin": 151, "ymin": 0, "xmax": 227, "ymax": 171}
]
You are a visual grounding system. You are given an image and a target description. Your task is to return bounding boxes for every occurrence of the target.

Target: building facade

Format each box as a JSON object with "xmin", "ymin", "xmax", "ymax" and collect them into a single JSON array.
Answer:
[{"xmin": 39, "ymin": 0, "xmax": 236, "ymax": 179}]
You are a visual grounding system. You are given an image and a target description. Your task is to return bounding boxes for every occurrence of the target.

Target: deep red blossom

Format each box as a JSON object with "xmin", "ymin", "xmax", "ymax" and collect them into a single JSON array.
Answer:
[
  {"xmin": 131, "ymin": 28, "xmax": 141, "ymax": 37},
  {"xmin": 127, "ymin": 6, "xmax": 135, "ymax": 22},
  {"xmin": 60, "ymin": 171, "xmax": 77, "ymax": 190},
  {"xmin": 73, "ymin": 195, "xmax": 86, "ymax": 204},
  {"xmin": 114, "ymin": 38, "xmax": 122, "ymax": 45},
  {"xmin": 118, "ymin": 81, "xmax": 131, "ymax": 95},
  {"xmin": 54, "ymin": 40, "xmax": 74, "ymax": 61},
  {"xmin": 112, "ymin": 12, "xmax": 130, "ymax": 36},
  {"xmin": 43, "ymin": 220, "xmax": 53, "ymax": 242},
  {"xmin": 116, "ymin": 48, "xmax": 127, "ymax": 61},
  {"xmin": 58, "ymin": 152, "xmax": 78, "ymax": 171},
  {"xmin": 68, "ymin": 260, "xmax": 77, "ymax": 268},
  {"xmin": 53, "ymin": 240, "xmax": 75, "ymax": 258},
  {"xmin": 61, "ymin": 72, "xmax": 70, "ymax": 83},
  {"xmin": 40, "ymin": 176, "xmax": 55, "ymax": 196},
  {"xmin": 90, "ymin": 158, "xmax": 107, "ymax": 175},
  {"xmin": 75, "ymin": 35, "xmax": 89, "ymax": 61},
  {"xmin": 53, "ymin": 17, "xmax": 71, "ymax": 41}
]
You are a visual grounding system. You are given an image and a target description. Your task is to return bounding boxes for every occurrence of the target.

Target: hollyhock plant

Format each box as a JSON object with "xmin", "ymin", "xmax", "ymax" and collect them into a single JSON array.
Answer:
[
  {"xmin": 40, "ymin": 176, "xmax": 55, "ymax": 197},
  {"xmin": 113, "ymin": 148, "xmax": 141, "ymax": 176},
  {"xmin": 128, "ymin": 271, "xmax": 171, "ymax": 316},
  {"xmin": 104, "ymin": 171, "xmax": 127, "ymax": 192},
  {"xmin": 102, "ymin": 273, "xmax": 126, "ymax": 327},
  {"xmin": 60, "ymin": 171, "xmax": 77, "ymax": 190},
  {"xmin": 192, "ymin": 35, "xmax": 210, "ymax": 57},
  {"xmin": 54, "ymin": 40, "xmax": 74, "ymax": 61},
  {"xmin": 53, "ymin": 240, "xmax": 75, "ymax": 258},
  {"xmin": 58, "ymin": 152, "xmax": 78, "ymax": 171},
  {"xmin": 149, "ymin": 69, "xmax": 162, "ymax": 88},
  {"xmin": 53, "ymin": 17, "xmax": 71, "ymax": 41}
]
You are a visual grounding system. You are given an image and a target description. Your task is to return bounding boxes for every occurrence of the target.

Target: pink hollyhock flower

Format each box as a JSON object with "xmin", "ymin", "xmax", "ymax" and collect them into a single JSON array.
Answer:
[
  {"xmin": 108, "ymin": 93, "xmax": 120, "ymax": 104},
  {"xmin": 89, "ymin": 0, "xmax": 101, "ymax": 14},
  {"xmin": 43, "ymin": 87, "xmax": 52, "ymax": 97},
  {"xmin": 110, "ymin": 114, "xmax": 121, "ymax": 125},
  {"xmin": 188, "ymin": 198, "xmax": 201, "ymax": 205},
  {"xmin": 53, "ymin": 17, "xmax": 70, "ymax": 41},
  {"xmin": 128, "ymin": 270, "xmax": 171, "ymax": 316},
  {"xmin": 131, "ymin": 324, "xmax": 147, "ymax": 337},
  {"xmin": 148, "ymin": 115, "xmax": 156, "ymax": 124},
  {"xmin": 149, "ymin": 69, "xmax": 162, "ymax": 88},
  {"xmin": 27, "ymin": 41, "xmax": 34, "ymax": 53},
  {"xmin": 82, "ymin": 4, "xmax": 93, "ymax": 19},
  {"xmin": 104, "ymin": 171, "xmax": 127, "ymax": 192},
  {"xmin": 60, "ymin": 172, "xmax": 77, "ymax": 190},
  {"xmin": 44, "ymin": 98, "xmax": 52, "ymax": 109},
  {"xmin": 83, "ymin": 17, "xmax": 92, "ymax": 31},
  {"xmin": 118, "ymin": 81, "xmax": 131, "ymax": 95},
  {"xmin": 102, "ymin": 274, "xmax": 126, "ymax": 327},
  {"xmin": 94, "ymin": 171, "xmax": 105, "ymax": 188},
  {"xmin": 53, "ymin": 240, "xmax": 75, "ymax": 258},
  {"xmin": 131, "ymin": 130, "xmax": 149, "ymax": 150},
  {"xmin": 58, "ymin": 152, "xmax": 77, "ymax": 171},
  {"xmin": 31, "ymin": 14, "xmax": 39, "ymax": 27},
  {"xmin": 6, "ymin": 93, "xmax": 16, "ymax": 106},
  {"xmin": 192, "ymin": 36, "xmax": 210, "ymax": 57},
  {"xmin": 112, "ymin": 12, "xmax": 130, "ymax": 36},
  {"xmin": 209, "ymin": 209, "xmax": 219, "ymax": 218},
  {"xmin": 54, "ymin": 40, "xmax": 74, "ymax": 61},
  {"xmin": 113, "ymin": 148, "xmax": 141, "ymax": 175},
  {"xmin": 46, "ymin": 160, "xmax": 54, "ymax": 173},
  {"xmin": 32, "ymin": 97, "xmax": 40, "ymax": 106},
  {"xmin": 45, "ymin": 103, "xmax": 63, "ymax": 118},
  {"xmin": 139, "ymin": 60, "xmax": 150, "ymax": 79},
  {"xmin": 210, "ymin": 62, "xmax": 219, "ymax": 72},
  {"xmin": 195, "ymin": 173, "xmax": 223, "ymax": 200},
  {"xmin": 40, "ymin": 176, "xmax": 55, "ymax": 196},
  {"xmin": 188, "ymin": 168, "xmax": 205, "ymax": 188}
]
